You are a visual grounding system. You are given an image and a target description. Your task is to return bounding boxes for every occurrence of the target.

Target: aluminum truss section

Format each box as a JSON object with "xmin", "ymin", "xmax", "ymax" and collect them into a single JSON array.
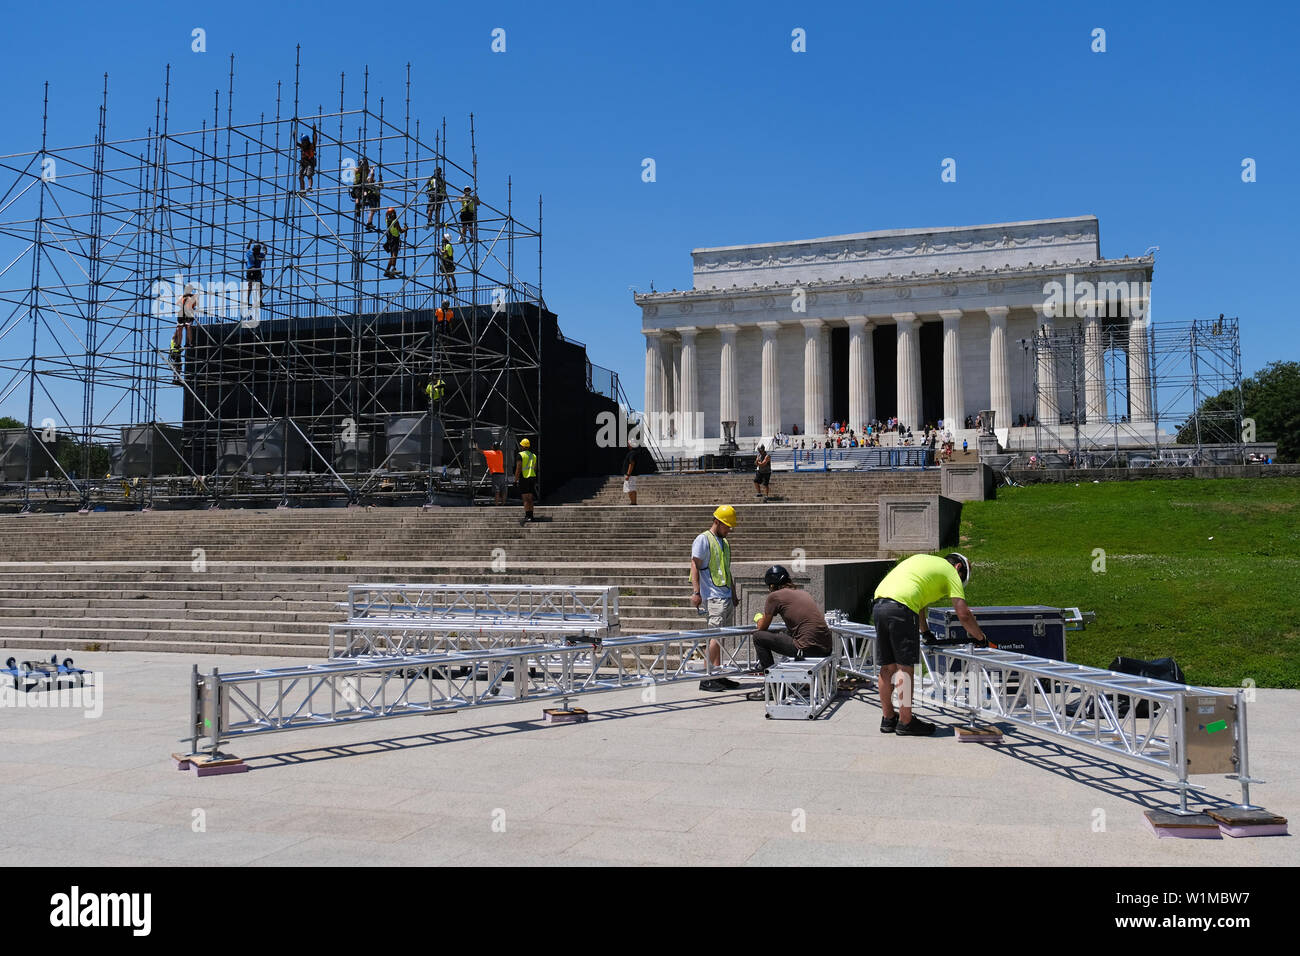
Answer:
[
  {"xmin": 186, "ymin": 624, "xmax": 760, "ymax": 753},
  {"xmin": 345, "ymin": 583, "xmax": 617, "ymax": 627},
  {"xmin": 917, "ymin": 644, "xmax": 1256, "ymax": 810},
  {"xmin": 330, "ymin": 583, "xmax": 618, "ymax": 656},
  {"xmin": 825, "ymin": 615, "xmax": 879, "ymax": 681}
]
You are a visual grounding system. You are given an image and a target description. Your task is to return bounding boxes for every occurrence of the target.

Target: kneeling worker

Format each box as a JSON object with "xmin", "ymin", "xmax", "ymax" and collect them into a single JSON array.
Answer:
[
  {"xmin": 872, "ymin": 552, "xmax": 987, "ymax": 737},
  {"xmin": 752, "ymin": 565, "xmax": 833, "ymax": 672}
]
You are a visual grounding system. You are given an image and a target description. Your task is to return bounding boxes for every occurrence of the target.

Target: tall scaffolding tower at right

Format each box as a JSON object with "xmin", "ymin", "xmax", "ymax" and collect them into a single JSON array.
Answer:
[{"xmin": 1026, "ymin": 315, "xmax": 1246, "ymax": 467}]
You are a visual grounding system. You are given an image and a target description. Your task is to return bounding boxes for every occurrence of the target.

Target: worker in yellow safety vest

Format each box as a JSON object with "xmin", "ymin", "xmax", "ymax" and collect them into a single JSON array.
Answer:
[
  {"xmin": 515, "ymin": 438, "xmax": 537, "ymax": 525},
  {"xmin": 691, "ymin": 504, "xmax": 740, "ymax": 692},
  {"xmin": 425, "ymin": 378, "xmax": 445, "ymax": 403}
]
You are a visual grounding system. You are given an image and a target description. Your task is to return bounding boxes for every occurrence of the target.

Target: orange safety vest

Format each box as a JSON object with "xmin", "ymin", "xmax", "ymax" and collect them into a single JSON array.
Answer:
[
  {"xmin": 482, "ymin": 449, "xmax": 504, "ymax": 474},
  {"xmin": 436, "ymin": 307, "xmax": 454, "ymax": 323}
]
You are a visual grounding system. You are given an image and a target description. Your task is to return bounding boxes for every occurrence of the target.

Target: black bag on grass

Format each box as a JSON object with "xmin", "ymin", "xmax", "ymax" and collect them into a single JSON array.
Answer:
[{"xmin": 1107, "ymin": 656, "xmax": 1186, "ymax": 717}]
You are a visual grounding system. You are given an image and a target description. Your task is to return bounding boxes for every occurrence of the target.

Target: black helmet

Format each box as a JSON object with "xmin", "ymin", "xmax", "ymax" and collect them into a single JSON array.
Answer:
[{"xmin": 764, "ymin": 565, "xmax": 791, "ymax": 588}]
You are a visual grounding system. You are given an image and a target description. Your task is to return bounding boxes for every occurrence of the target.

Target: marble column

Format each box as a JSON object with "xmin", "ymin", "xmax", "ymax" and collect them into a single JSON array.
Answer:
[
  {"xmin": 846, "ymin": 315, "xmax": 874, "ymax": 431},
  {"xmin": 643, "ymin": 332, "xmax": 664, "ymax": 439},
  {"xmin": 677, "ymin": 327, "xmax": 699, "ymax": 444},
  {"xmin": 893, "ymin": 312, "xmax": 922, "ymax": 431},
  {"xmin": 758, "ymin": 322, "xmax": 781, "ymax": 438},
  {"xmin": 1128, "ymin": 306, "xmax": 1152, "ymax": 422},
  {"xmin": 1032, "ymin": 306, "xmax": 1057, "ymax": 425},
  {"xmin": 1084, "ymin": 311, "xmax": 1107, "ymax": 423},
  {"xmin": 718, "ymin": 324, "xmax": 740, "ymax": 433},
  {"xmin": 669, "ymin": 343, "xmax": 679, "ymax": 418},
  {"xmin": 985, "ymin": 306, "xmax": 1011, "ymax": 429},
  {"xmin": 939, "ymin": 309, "xmax": 965, "ymax": 429},
  {"xmin": 801, "ymin": 319, "xmax": 825, "ymax": 437}
]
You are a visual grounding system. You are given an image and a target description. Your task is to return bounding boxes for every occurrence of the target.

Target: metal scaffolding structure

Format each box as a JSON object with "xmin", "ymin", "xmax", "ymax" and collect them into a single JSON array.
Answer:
[
  {"xmin": 1024, "ymin": 317, "xmax": 1245, "ymax": 466},
  {"xmin": 0, "ymin": 52, "xmax": 548, "ymax": 511}
]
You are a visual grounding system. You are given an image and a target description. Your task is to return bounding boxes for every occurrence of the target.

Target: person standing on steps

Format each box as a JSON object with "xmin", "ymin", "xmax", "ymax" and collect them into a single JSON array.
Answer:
[
  {"xmin": 515, "ymin": 438, "xmax": 537, "ymax": 525},
  {"xmin": 691, "ymin": 505, "xmax": 740, "ymax": 693},
  {"xmin": 753, "ymin": 445, "xmax": 771, "ymax": 499},
  {"xmin": 482, "ymin": 441, "xmax": 507, "ymax": 506},
  {"xmin": 623, "ymin": 440, "xmax": 642, "ymax": 505}
]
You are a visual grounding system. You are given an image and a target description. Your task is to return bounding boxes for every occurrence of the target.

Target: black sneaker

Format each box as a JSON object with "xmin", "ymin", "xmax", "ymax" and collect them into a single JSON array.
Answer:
[
  {"xmin": 895, "ymin": 716, "xmax": 937, "ymax": 736},
  {"xmin": 699, "ymin": 679, "xmax": 727, "ymax": 693},
  {"xmin": 880, "ymin": 715, "xmax": 898, "ymax": 734},
  {"xmin": 716, "ymin": 677, "xmax": 740, "ymax": 689}
]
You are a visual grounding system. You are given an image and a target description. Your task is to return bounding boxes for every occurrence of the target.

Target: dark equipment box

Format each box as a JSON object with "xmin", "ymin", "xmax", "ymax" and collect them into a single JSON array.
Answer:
[{"xmin": 926, "ymin": 605, "xmax": 1067, "ymax": 661}]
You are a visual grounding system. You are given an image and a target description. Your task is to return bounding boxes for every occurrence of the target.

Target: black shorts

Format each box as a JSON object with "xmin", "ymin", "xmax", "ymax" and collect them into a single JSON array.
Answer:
[
  {"xmin": 519, "ymin": 476, "xmax": 536, "ymax": 496},
  {"xmin": 364, "ymin": 193, "xmax": 380, "ymax": 209},
  {"xmin": 755, "ymin": 469, "xmax": 771, "ymax": 482},
  {"xmin": 246, "ymin": 269, "xmax": 262, "ymax": 284},
  {"xmin": 873, "ymin": 598, "xmax": 920, "ymax": 666},
  {"xmin": 383, "ymin": 238, "xmax": 399, "ymax": 254}
]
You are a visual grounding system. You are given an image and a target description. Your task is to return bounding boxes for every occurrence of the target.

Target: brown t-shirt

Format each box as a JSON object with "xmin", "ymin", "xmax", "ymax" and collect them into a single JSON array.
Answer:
[{"xmin": 763, "ymin": 587, "xmax": 832, "ymax": 652}]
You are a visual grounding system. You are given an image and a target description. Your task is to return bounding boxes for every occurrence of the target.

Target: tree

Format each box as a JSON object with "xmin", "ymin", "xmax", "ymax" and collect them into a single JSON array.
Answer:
[{"xmin": 1178, "ymin": 361, "xmax": 1300, "ymax": 462}]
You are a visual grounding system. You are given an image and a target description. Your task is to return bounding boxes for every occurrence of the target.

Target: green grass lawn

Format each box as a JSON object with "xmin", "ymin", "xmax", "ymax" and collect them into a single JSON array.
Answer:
[{"xmin": 959, "ymin": 477, "xmax": 1300, "ymax": 689}]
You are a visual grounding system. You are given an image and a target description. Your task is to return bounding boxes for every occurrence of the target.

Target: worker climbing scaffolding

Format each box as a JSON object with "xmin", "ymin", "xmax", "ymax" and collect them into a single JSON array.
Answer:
[
  {"xmin": 458, "ymin": 186, "xmax": 478, "ymax": 243},
  {"xmin": 426, "ymin": 166, "xmax": 449, "ymax": 229},
  {"xmin": 297, "ymin": 125, "xmax": 317, "ymax": 193},
  {"xmin": 382, "ymin": 207, "xmax": 404, "ymax": 278},
  {"xmin": 440, "ymin": 233, "xmax": 457, "ymax": 295}
]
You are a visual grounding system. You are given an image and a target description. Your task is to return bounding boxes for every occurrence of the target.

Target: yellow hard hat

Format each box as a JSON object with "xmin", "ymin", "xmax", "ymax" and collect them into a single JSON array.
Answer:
[
  {"xmin": 519, "ymin": 438, "xmax": 531, "ymax": 449},
  {"xmin": 712, "ymin": 504, "xmax": 737, "ymax": 527}
]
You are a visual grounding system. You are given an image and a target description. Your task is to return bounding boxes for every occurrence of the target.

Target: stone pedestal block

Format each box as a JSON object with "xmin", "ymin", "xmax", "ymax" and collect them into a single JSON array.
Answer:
[
  {"xmin": 941, "ymin": 462, "xmax": 995, "ymax": 501},
  {"xmin": 733, "ymin": 559, "xmax": 896, "ymax": 630},
  {"xmin": 878, "ymin": 495, "xmax": 962, "ymax": 553}
]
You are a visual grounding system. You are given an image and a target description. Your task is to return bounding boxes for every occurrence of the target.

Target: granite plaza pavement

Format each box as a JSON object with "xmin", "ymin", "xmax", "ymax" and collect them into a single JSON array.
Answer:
[{"xmin": 0, "ymin": 650, "xmax": 1295, "ymax": 866}]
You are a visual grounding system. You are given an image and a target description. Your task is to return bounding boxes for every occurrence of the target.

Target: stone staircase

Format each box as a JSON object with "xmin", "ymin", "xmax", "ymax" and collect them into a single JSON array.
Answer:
[
  {"xmin": 0, "ymin": 471, "xmax": 940, "ymax": 658},
  {"xmin": 565, "ymin": 469, "xmax": 939, "ymax": 506}
]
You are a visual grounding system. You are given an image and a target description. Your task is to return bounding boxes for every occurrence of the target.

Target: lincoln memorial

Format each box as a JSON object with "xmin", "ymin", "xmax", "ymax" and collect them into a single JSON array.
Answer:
[{"xmin": 635, "ymin": 216, "xmax": 1156, "ymax": 455}]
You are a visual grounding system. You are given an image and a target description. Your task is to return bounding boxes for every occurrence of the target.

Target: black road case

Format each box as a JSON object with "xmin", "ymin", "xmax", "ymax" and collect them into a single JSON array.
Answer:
[{"xmin": 925, "ymin": 604, "xmax": 1067, "ymax": 661}]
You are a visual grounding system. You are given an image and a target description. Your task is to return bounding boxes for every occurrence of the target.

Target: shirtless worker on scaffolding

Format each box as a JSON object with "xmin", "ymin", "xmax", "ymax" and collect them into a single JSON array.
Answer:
[{"xmin": 168, "ymin": 282, "xmax": 200, "ymax": 384}]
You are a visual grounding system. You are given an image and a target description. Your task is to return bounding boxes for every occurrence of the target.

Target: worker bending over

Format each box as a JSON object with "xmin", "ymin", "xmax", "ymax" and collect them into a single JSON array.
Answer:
[{"xmin": 871, "ymin": 552, "xmax": 987, "ymax": 736}]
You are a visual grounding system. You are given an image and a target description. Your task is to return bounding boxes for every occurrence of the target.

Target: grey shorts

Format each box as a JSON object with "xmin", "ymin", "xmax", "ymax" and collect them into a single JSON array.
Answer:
[
  {"xmin": 706, "ymin": 596, "xmax": 734, "ymax": 629},
  {"xmin": 491, "ymin": 472, "xmax": 507, "ymax": 493}
]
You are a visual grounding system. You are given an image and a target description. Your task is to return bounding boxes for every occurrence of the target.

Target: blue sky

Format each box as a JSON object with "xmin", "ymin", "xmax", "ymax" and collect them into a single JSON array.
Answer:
[{"xmin": 1, "ymin": 0, "xmax": 1295, "ymax": 410}]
